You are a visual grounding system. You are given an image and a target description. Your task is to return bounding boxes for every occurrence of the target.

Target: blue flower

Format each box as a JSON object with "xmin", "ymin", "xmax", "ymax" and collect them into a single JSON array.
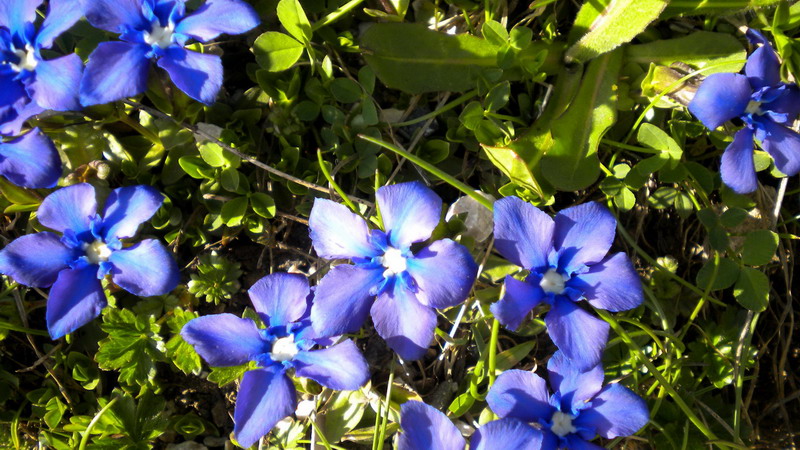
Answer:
[
  {"xmin": 491, "ymin": 197, "xmax": 643, "ymax": 371},
  {"xmin": 688, "ymin": 29, "xmax": 800, "ymax": 193},
  {"xmin": 485, "ymin": 350, "xmax": 649, "ymax": 449},
  {"xmin": 0, "ymin": 0, "xmax": 84, "ymax": 135},
  {"xmin": 308, "ymin": 181, "xmax": 479, "ymax": 361},
  {"xmin": 397, "ymin": 400, "xmax": 544, "ymax": 450},
  {"xmin": 80, "ymin": 0, "xmax": 260, "ymax": 106},
  {"xmin": 0, "ymin": 183, "xmax": 179, "ymax": 338},
  {"xmin": 181, "ymin": 273, "xmax": 370, "ymax": 449},
  {"xmin": 0, "ymin": 128, "xmax": 60, "ymax": 188}
]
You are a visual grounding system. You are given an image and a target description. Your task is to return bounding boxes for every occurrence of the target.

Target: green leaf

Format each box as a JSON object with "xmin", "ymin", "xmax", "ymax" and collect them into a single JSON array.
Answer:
[
  {"xmin": 96, "ymin": 309, "xmax": 165, "ymax": 387},
  {"xmin": 494, "ymin": 340, "xmax": 536, "ymax": 372},
  {"xmin": 330, "ymin": 78, "xmax": 363, "ymax": 103},
  {"xmin": 220, "ymin": 196, "xmax": 249, "ymax": 227},
  {"xmin": 482, "ymin": 20, "xmax": 508, "ymax": 46},
  {"xmin": 0, "ymin": 177, "xmax": 41, "ymax": 206},
  {"xmin": 696, "ymin": 257, "xmax": 740, "ymax": 291},
  {"xmin": 626, "ymin": 31, "xmax": 747, "ymax": 73},
  {"xmin": 719, "ymin": 207, "xmax": 749, "ymax": 228},
  {"xmin": 542, "ymin": 49, "xmax": 622, "ymax": 190},
  {"xmin": 276, "ymin": 0, "xmax": 312, "ymax": 44},
  {"xmin": 43, "ymin": 397, "xmax": 66, "ymax": 429},
  {"xmin": 565, "ymin": 0, "xmax": 668, "ymax": 63},
  {"xmin": 198, "ymin": 142, "xmax": 226, "ymax": 167},
  {"xmin": 165, "ymin": 308, "xmax": 202, "ymax": 376},
  {"xmin": 107, "ymin": 391, "xmax": 168, "ymax": 444},
  {"xmin": 485, "ymin": 81, "xmax": 511, "ymax": 112},
  {"xmin": 178, "ymin": 155, "xmax": 214, "ymax": 179},
  {"xmin": 448, "ymin": 391, "xmax": 475, "ymax": 417},
  {"xmin": 253, "ymin": 32, "xmax": 304, "ymax": 72},
  {"xmin": 250, "ymin": 192, "xmax": 276, "ymax": 219},
  {"xmin": 648, "ymin": 187, "xmax": 678, "ymax": 209},
  {"xmin": 664, "ymin": 0, "xmax": 781, "ymax": 17},
  {"xmin": 321, "ymin": 390, "xmax": 367, "ymax": 443},
  {"xmin": 482, "ymin": 142, "xmax": 543, "ymax": 197},
  {"xmin": 361, "ymin": 23, "xmax": 499, "ymax": 94},
  {"xmin": 742, "ymin": 229, "xmax": 779, "ymax": 266},
  {"xmin": 67, "ymin": 352, "xmax": 100, "ymax": 390},
  {"xmin": 220, "ymin": 167, "xmax": 241, "ymax": 192},
  {"xmin": 207, "ymin": 364, "xmax": 254, "ymax": 387},
  {"xmin": 734, "ymin": 267, "xmax": 769, "ymax": 311},
  {"xmin": 637, "ymin": 123, "xmax": 682, "ymax": 163}
]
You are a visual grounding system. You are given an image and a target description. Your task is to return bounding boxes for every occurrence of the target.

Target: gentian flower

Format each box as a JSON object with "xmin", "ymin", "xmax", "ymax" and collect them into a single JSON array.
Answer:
[
  {"xmin": 0, "ymin": 0, "xmax": 84, "ymax": 135},
  {"xmin": 688, "ymin": 29, "xmax": 800, "ymax": 193},
  {"xmin": 308, "ymin": 181, "xmax": 479, "ymax": 361},
  {"xmin": 0, "ymin": 128, "xmax": 60, "ymax": 188},
  {"xmin": 80, "ymin": 0, "xmax": 260, "ymax": 106},
  {"xmin": 397, "ymin": 400, "xmax": 544, "ymax": 450},
  {"xmin": 181, "ymin": 273, "xmax": 369, "ymax": 448},
  {"xmin": 486, "ymin": 350, "xmax": 649, "ymax": 449},
  {"xmin": 492, "ymin": 197, "xmax": 643, "ymax": 370},
  {"xmin": 0, "ymin": 183, "xmax": 179, "ymax": 338}
]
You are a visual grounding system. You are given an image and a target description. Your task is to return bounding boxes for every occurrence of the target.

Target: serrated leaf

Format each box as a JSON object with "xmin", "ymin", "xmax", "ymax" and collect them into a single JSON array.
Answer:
[
  {"xmin": 566, "ymin": 0, "xmax": 668, "ymax": 63},
  {"xmin": 361, "ymin": 23, "xmax": 499, "ymax": 94},
  {"xmin": 734, "ymin": 267, "xmax": 769, "ymax": 311},
  {"xmin": 253, "ymin": 32, "xmax": 304, "ymax": 72},
  {"xmin": 207, "ymin": 364, "xmax": 254, "ymax": 387},
  {"xmin": 542, "ymin": 49, "xmax": 622, "ymax": 190},
  {"xmin": 742, "ymin": 229, "xmax": 779, "ymax": 266},
  {"xmin": 165, "ymin": 308, "xmax": 202, "ymax": 376},
  {"xmin": 96, "ymin": 309, "xmax": 165, "ymax": 387}
]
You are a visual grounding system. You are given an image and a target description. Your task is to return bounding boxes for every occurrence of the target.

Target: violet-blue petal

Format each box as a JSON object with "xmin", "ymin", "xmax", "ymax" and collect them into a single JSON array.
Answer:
[
  {"xmin": 156, "ymin": 47, "xmax": 222, "ymax": 105},
  {"xmin": 0, "ymin": 232, "xmax": 73, "ymax": 287},
  {"xmin": 28, "ymin": 53, "xmax": 83, "ymax": 111},
  {"xmin": 181, "ymin": 314, "xmax": 269, "ymax": 366},
  {"xmin": 175, "ymin": 0, "xmax": 260, "ymax": 42},
  {"xmin": 108, "ymin": 239, "xmax": 179, "ymax": 296},
  {"xmin": 755, "ymin": 117, "xmax": 800, "ymax": 177},
  {"xmin": 46, "ymin": 264, "xmax": 107, "ymax": 339},
  {"xmin": 573, "ymin": 383, "xmax": 649, "ymax": 439},
  {"xmin": 377, "ymin": 181, "xmax": 442, "ymax": 249},
  {"xmin": 397, "ymin": 401, "xmax": 464, "ymax": 450},
  {"xmin": 764, "ymin": 85, "xmax": 800, "ymax": 119},
  {"xmin": 99, "ymin": 185, "xmax": 164, "ymax": 240},
  {"xmin": 491, "ymin": 276, "xmax": 545, "ymax": 331},
  {"xmin": 371, "ymin": 284, "xmax": 436, "ymax": 361},
  {"xmin": 233, "ymin": 367, "xmax": 296, "ymax": 449},
  {"xmin": 0, "ymin": 0, "xmax": 42, "ymax": 32},
  {"xmin": 719, "ymin": 127, "xmax": 757, "ymax": 194},
  {"xmin": 80, "ymin": 0, "xmax": 148, "ymax": 33},
  {"xmin": 248, "ymin": 272, "xmax": 309, "ymax": 327},
  {"xmin": 309, "ymin": 198, "xmax": 379, "ymax": 259},
  {"xmin": 293, "ymin": 340, "xmax": 369, "ymax": 390},
  {"xmin": 570, "ymin": 252, "xmax": 643, "ymax": 312},
  {"xmin": 745, "ymin": 45, "xmax": 781, "ymax": 90},
  {"xmin": 486, "ymin": 369, "xmax": 553, "ymax": 422},
  {"xmin": 80, "ymin": 42, "xmax": 151, "ymax": 106},
  {"xmin": 405, "ymin": 239, "xmax": 477, "ymax": 309},
  {"xmin": 562, "ymin": 435, "xmax": 605, "ymax": 450},
  {"xmin": 546, "ymin": 350, "xmax": 604, "ymax": 413},
  {"xmin": 470, "ymin": 418, "xmax": 543, "ymax": 450},
  {"xmin": 37, "ymin": 183, "xmax": 97, "ymax": 236},
  {"xmin": 688, "ymin": 73, "xmax": 752, "ymax": 130},
  {"xmin": 311, "ymin": 264, "xmax": 384, "ymax": 336},
  {"xmin": 545, "ymin": 297, "xmax": 609, "ymax": 372},
  {"xmin": 36, "ymin": 0, "xmax": 84, "ymax": 49},
  {"xmin": 0, "ymin": 73, "xmax": 27, "ymax": 109},
  {"xmin": 0, "ymin": 128, "xmax": 60, "ymax": 188},
  {"xmin": 493, "ymin": 196, "xmax": 554, "ymax": 271},
  {"xmin": 553, "ymin": 202, "xmax": 616, "ymax": 274},
  {"xmin": 0, "ymin": 100, "xmax": 45, "ymax": 136}
]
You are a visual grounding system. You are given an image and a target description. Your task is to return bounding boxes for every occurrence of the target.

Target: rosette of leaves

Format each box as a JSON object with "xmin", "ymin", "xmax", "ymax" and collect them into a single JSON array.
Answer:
[{"xmin": 187, "ymin": 252, "xmax": 243, "ymax": 304}]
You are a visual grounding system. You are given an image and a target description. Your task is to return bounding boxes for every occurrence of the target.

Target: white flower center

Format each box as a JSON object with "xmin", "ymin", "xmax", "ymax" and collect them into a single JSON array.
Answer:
[
  {"xmin": 144, "ymin": 21, "xmax": 175, "ymax": 49},
  {"xmin": 540, "ymin": 268, "xmax": 567, "ymax": 294},
  {"xmin": 84, "ymin": 240, "xmax": 112, "ymax": 264},
  {"xmin": 379, "ymin": 247, "xmax": 407, "ymax": 276},
  {"xmin": 270, "ymin": 336, "xmax": 299, "ymax": 362},
  {"xmin": 551, "ymin": 411, "xmax": 577, "ymax": 437},
  {"xmin": 745, "ymin": 100, "xmax": 763, "ymax": 115},
  {"xmin": 9, "ymin": 45, "xmax": 37, "ymax": 72}
]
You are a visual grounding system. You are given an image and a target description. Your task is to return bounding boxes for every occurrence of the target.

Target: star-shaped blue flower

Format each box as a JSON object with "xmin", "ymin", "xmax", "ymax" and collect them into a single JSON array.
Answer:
[
  {"xmin": 689, "ymin": 30, "xmax": 800, "ymax": 193},
  {"xmin": 308, "ymin": 181, "xmax": 479, "ymax": 361},
  {"xmin": 0, "ymin": 183, "xmax": 180, "ymax": 338},
  {"xmin": 491, "ymin": 197, "xmax": 643, "ymax": 371},
  {"xmin": 80, "ymin": 0, "xmax": 260, "ymax": 106},
  {"xmin": 0, "ymin": 0, "xmax": 84, "ymax": 135},
  {"xmin": 486, "ymin": 351, "xmax": 649, "ymax": 449},
  {"xmin": 181, "ymin": 273, "xmax": 370, "ymax": 448},
  {"xmin": 397, "ymin": 400, "xmax": 544, "ymax": 450}
]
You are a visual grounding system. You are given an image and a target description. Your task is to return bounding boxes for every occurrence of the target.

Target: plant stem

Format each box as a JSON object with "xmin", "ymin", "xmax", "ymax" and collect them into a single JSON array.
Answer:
[
  {"xmin": 358, "ymin": 134, "xmax": 494, "ymax": 211},
  {"xmin": 312, "ymin": 0, "xmax": 367, "ymax": 30},
  {"xmin": 376, "ymin": 358, "xmax": 395, "ymax": 450},
  {"xmin": 79, "ymin": 397, "xmax": 118, "ymax": 450},
  {"xmin": 317, "ymin": 149, "xmax": 358, "ymax": 212},
  {"xmin": 487, "ymin": 318, "xmax": 500, "ymax": 387}
]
